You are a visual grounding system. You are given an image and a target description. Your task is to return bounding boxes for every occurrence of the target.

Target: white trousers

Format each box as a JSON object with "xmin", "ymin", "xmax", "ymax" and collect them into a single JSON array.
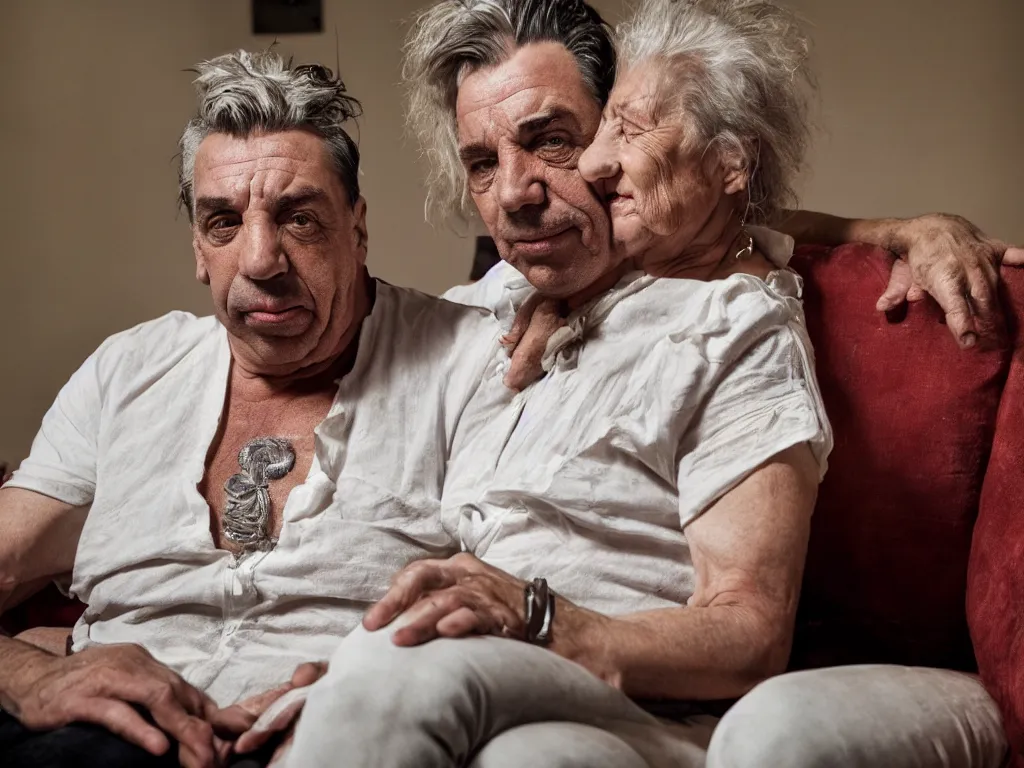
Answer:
[{"xmin": 285, "ymin": 624, "xmax": 1007, "ymax": 768}]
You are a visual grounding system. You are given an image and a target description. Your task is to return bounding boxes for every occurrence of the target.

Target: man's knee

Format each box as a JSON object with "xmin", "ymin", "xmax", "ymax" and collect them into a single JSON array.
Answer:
[
  {"xmin": 307, "ymin": 625, "xmax": 503, "ymax": 730},
  {"xmin": 707, "ymin": 672, "xmax": 827, "ymax": 768},
  {"xmin": 707, "ymin": 666, "xmax": 1008, "ymax": 768},
  {"xmin": 469, "ymin": 722, "xmax": 649, "ymax": 768},
  {"xmin": 324, "ymin": 623, "xmax": 492, "ymax": 693}
]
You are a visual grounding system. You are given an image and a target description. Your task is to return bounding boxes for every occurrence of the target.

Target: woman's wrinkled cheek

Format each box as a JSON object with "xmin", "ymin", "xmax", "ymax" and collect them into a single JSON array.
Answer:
[
  {"xmin": 631, "ymin": 140, "xmax": 682, "ymax": 237},
  {"xmin": 646, "ymin": 160, "xmax": 685, "ymax": 236}
]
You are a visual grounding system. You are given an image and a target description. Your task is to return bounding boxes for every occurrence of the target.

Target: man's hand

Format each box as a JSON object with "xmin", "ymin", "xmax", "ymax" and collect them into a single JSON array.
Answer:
[
  {"xmin": 0, "ymin": 642, "xmax": 247, "ymax": 768},
  {"xmin": 877, "ymin": 213, "xmax": 1024, "ymax": 348},
  {"xmin": 363, "ymin": 553, "xmax": 528, "ymax": 646},
  {"xmin": 221, "ymin": 662, "xmax": 327, "ymax": 757}
]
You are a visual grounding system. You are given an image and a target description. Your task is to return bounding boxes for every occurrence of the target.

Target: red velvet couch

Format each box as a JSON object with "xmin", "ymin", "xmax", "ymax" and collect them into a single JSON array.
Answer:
[{"xmin": 3, "ymin": 243, "xmax": 1023, "ymax": 761}]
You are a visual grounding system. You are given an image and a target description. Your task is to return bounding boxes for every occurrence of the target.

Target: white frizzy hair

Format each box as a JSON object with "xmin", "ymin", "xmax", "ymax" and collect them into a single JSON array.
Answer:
[
  {"xmin": 177, "ymin": 49, "xmax": 362, "ymax": 220},
  {"xmin": 618, "ymin": 0, "xmax": 814, "ymax": 224},
  {"xmin": 403, "ymin": 0, "xmax": 616, "ymax": 225}
]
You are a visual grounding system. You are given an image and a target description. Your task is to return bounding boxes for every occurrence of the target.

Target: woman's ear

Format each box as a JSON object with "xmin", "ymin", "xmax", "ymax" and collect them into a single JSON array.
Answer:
[
  {"xmin": 716, "ymin": 137, "xmax": 753, "ymax": 196},
  {"xmin": 722, "ymin": 152, "xmax": 749, "ymax": 196}
]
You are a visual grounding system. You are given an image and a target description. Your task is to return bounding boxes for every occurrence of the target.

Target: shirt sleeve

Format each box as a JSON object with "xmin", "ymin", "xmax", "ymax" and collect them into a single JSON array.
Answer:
[
  {"xmin": 5, "ymin": 339, "xmax": 114, "ymax": 507},
  {"xmin": 442, "ymin": 261, "xmax": 533, "ymax": 325},
  {"xmin": 676, "ymin": 318, "xmax": 832, "ymax": 528}
]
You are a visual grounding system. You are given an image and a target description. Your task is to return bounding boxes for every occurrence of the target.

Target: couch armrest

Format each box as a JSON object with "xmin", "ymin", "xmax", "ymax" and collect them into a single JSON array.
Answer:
[{"xmin": 968, "ymin": 265, "xmax": 1024, "ymax": 758}]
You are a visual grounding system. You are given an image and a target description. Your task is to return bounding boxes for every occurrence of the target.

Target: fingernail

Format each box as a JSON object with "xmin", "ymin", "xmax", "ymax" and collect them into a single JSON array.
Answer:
[{"xmin": 962, "ymin": 332, "xmax": 977, "ymax": 348}]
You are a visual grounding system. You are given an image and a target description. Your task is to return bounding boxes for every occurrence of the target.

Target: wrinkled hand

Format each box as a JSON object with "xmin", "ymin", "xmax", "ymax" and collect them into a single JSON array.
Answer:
[
  {"xmin": 227, "ymin": 662, "xmax": 327, "ymax": 760},
  {"xmin": 877, "ymin": 213, "xmax": 1024, "ymax": 348},
  {"xmin": 500, "ymin": 293, "xmax": 566, "ymax": 391},
  {"xmin": 1, "ymin": 643, "xmax": 250, "ymax": 768},
  {"xmin": 363, "ymin": 552, "xmax": 528, "ymax": 646}
]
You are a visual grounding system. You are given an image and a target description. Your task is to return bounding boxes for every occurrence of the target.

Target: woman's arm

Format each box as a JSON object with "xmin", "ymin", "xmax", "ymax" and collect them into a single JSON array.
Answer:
[
  {"xmin": 560, "ymin": 443, "xmax": 818, "ymax": 700},
  {"xmin": 363, "ymin": 443, "xmax": 819, "ymax": 701},
  {"xmin": 776, "ymin": 210, "xmax": 1024, "ymax": 348}
]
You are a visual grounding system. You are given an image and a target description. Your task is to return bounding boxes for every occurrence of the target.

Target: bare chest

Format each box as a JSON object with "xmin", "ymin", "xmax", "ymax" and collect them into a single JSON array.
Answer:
[{"xmin": 199, "ymin": 390, "xmax": 335, "ymax": 554}]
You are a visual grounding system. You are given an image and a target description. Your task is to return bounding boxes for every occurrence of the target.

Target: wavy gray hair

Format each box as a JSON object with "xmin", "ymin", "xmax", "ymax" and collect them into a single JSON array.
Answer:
[
  {"xmin": 618, "ymin": 0, "xmax": 813, "ymax": 224},
  {"xmin": 178, "ymin": 50, "xmax": 362, "ymax": 221},
  {"xmin": 403, "ymin": 0, "xmax": 616, "ymax": 223}
]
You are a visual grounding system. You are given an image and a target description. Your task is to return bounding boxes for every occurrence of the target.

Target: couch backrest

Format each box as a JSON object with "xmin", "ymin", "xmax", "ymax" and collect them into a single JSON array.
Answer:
[{"xmin": 789, "ymin": 243, "xmax": 1012, "ymax": 671}]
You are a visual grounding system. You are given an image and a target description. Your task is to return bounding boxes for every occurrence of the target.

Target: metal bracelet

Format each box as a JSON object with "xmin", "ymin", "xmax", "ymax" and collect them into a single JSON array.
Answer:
[{"xmin": 524, "ymin": 577, "xmax": 555, "ymax": 645}]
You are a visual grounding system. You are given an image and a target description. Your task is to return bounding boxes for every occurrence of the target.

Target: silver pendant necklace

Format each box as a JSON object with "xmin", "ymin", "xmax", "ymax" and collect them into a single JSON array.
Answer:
[{"xmin": 222, "ymin": 437, "xmax": 296, "ymax": 553}]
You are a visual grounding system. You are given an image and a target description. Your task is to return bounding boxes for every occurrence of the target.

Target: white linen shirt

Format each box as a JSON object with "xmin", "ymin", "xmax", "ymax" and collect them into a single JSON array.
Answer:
[
  {"xmin": 7, "ymin": 281, "xmax": 502, "ymax": 705},
  {"xmin": 443, "ymin": 231, "xmax": 833, "ymax": 616}
]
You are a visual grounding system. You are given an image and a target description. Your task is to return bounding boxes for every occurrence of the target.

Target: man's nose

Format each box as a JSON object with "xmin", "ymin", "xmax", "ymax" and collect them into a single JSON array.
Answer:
[
  {"xmin": 578, "ymin": 127, "xmax": 620, "ymax": 184},
  {"xmin": 494, "ymin": 151, "xmax": 546, "ymax": 213},
  {"xmin": 239, "ymin": 219, "xmax": 288, "ymax": 280}
]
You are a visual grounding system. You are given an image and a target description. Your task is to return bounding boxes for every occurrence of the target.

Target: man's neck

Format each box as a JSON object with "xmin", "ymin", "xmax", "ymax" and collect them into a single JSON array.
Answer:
[
  {"xmin": 564, "ymin": 260, "xmax": 634, "ymax": 311},
  {"xmin": 232, "ymin": 273, "xmax": 375, "ymax": 399}
]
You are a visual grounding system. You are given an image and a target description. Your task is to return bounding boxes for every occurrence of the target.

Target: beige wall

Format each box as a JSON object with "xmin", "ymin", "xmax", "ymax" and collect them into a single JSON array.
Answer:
[{"xmin": 1, "ymin": 0, "xmax": 1021, "ymax": 465}]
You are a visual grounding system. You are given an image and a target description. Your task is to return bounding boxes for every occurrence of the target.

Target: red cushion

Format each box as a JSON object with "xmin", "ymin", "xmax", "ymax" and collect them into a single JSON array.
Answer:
[
  {"xmin": 789, "ymin": 243, "xmax": 1011, "ymax": 671},
  {"xmin": 0, "ymin": 583, "xmax": 84, "ymax": 636},
  {"xmin": 968, "ymin": 265, "xmax": 1024, "ymax": 756}
]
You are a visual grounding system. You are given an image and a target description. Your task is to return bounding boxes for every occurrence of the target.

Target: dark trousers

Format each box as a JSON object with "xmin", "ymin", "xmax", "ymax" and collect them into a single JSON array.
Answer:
[
  {"xmin": 0, "ymin": 710, "xmax": 178, "ymax": 767},
  {"xmin": 0, "ymin": 710, "xmax": 273, "ymax": 768}
]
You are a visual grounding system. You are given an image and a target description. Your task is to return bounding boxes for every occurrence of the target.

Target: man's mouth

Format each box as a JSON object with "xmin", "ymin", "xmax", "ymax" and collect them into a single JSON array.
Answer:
[
  {"xmin": 510, "ymin": 228, "xmax": 575, "ymax": 259},
  {"xmin": 243, "ymin": 306, "xmax": 308, "ymax": 324},
  {"xmin": 515, "ymin": 225, "xmax": 572, "ymax": 243}
]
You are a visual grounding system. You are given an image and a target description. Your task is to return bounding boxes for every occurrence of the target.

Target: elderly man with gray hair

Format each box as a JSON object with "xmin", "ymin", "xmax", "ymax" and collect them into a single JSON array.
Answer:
[
  {"xmin": 270, "ymin": 1, "xmax": 1012, "ymax": 767},
  {"xmin": 0, "ymin": 52, "xmax": 504, "ymax": 768}
]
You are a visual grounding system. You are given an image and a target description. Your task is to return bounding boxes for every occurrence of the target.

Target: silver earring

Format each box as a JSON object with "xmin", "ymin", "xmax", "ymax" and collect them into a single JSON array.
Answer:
[{"xmin": 734, "ymin": 232, "xmax": 754, "ymax": 260}]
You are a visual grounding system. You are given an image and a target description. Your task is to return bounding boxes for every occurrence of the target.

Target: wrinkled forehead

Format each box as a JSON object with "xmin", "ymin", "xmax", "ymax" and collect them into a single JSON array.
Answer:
[
  {"xmin": 193, "ymin": 130, "xmax": 342, "ymax": 209},
  {"xmin": 455, "ymin": 41, "xmax": 602, "ymax": 146},
  {"xmin": 609, "ymin": 57, "xmax": 697, "ymax": 123}
]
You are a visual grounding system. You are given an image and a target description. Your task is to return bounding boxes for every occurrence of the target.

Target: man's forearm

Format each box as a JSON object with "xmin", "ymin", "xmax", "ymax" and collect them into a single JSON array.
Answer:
[
  {"xmin": 553, "ymin": 599, "xmax": 790, "ymax": 701},
  {"xmin": 776, "ymin": 210, "xmax": 905, "ymax": 252},
  {"xmin": 0, "ymin": 635, "xmax": 57, "ymax": 715}
]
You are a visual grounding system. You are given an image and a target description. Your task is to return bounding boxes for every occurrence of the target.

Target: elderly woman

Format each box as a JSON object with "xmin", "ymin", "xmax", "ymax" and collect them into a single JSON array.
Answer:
[{"xmin": 243, "ymin": 2, "xmax": 1005, "ymax": 767}]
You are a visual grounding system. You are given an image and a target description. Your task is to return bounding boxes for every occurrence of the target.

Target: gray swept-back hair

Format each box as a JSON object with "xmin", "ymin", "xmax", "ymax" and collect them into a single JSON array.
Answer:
[
  {"xmin": 404, "ymin": 0, "xmax": 616, "ymax": 223},
  {"xmin": 178, "ymin": 50, "xmax": 362, "ymax": 221},
  {"xmin": 618, "ymin": 0, "xmax": 813, "ymax": 224}
]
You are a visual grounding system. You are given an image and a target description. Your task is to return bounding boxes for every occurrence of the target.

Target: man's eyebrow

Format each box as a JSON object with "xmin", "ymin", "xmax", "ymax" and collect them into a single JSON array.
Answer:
[
  {"xmin": 458, "ymin": 143, "xmax": 495, "ymax": 164},
  {"xmin": 194, "ymin": 187, "xmax": 329, "ymax": 219},
  {"xmin": 518, "ymin": 108, "xmax": 582, "ymax": 137},
  {"xmin": 194, "ymin": 196, "xmax": 234, "ymax": 219},
  {"xmin": 274, "ymin": 186, "xmax": 328, "ymax": 213},
  {"xmin": 457, "ymin": 108, "xmax": 585, "ymax": 162}
]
